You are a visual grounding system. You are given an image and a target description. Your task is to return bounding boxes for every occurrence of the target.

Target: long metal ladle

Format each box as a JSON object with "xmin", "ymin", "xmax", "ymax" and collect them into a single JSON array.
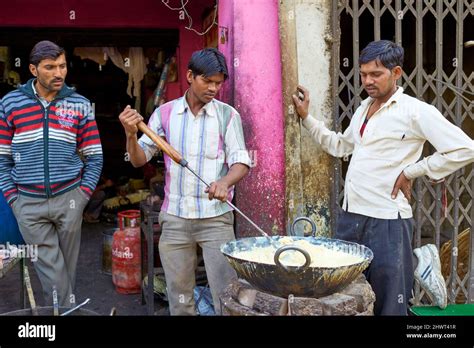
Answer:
[{"xmin": 137, "ymin": 122, "xmax": 280, "ymax": 248}]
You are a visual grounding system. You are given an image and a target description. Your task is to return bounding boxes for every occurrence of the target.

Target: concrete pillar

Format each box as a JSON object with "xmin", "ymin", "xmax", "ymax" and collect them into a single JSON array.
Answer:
[
  {"xmin": 219, "ymin": 0, "xmax": 286, "ymax": 237},
  {"xmin": 279, "ymin": 0, "xmax": 334, "ymax": 237}
]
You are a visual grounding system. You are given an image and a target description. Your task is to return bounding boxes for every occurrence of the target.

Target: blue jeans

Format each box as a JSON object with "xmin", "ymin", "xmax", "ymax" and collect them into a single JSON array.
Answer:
[{"xmin": 335, "ymin": 209, "xmax": 414, "ymax": 315}]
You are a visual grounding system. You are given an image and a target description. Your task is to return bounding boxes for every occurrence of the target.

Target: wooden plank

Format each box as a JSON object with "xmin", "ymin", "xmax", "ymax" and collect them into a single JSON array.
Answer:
[
  {"xmin": 220, "ymin": 280, "xmax": 266, "ymax": 316},
  {"xmin": 0, "ymin": 256, "xmax": 21, "ymax": 278}
]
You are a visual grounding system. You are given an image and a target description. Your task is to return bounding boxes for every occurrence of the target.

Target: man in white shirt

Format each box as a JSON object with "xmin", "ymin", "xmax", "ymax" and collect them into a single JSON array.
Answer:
[{"xmin": 293, "ymin": 40, "xmax": 474, "ymax": 315}]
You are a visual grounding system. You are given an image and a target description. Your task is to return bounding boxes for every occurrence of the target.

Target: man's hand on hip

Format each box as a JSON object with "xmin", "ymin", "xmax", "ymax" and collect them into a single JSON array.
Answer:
[{"xmin": 392, "ymin": 171, "xmax": 412, "ymax": 201}]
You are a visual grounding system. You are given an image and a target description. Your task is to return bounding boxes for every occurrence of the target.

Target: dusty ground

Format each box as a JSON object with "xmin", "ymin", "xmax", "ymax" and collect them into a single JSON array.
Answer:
[{"xmin": 0, "ymin": 221, "xmax": 169, "ymax": 316}]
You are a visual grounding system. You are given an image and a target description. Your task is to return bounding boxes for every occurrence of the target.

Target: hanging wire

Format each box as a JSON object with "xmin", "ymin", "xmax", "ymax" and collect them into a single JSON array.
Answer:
[
  {"xmin": 161, "ymin": 0, "xmax": 218, "ymax": 36},
  {"xmin": 427, "ymin": 76, "xmax": 474, "ymax": 104},
  {"xmin": 161, "ymin": 0, "xmax": 189, "ymax": 11}
]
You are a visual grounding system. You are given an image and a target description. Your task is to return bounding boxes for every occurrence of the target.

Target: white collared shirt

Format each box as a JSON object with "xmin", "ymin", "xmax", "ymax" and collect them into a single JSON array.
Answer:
[
  {"xmin": 32, "ymin": 80, "xmax": 50, "ymax": 107},
  {"xmin": 303, "ymin": 87, "xmax": 474, "ymax": 219},
  {"xmin": 138, "ymin": 94, "xmax": 252, "ymax": 219}
]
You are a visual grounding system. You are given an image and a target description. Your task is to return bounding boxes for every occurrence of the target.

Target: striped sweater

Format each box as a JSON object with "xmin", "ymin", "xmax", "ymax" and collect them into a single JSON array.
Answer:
[{"xmin": 0, "ymin": 79, "xmax": 103, "ymax": 205}]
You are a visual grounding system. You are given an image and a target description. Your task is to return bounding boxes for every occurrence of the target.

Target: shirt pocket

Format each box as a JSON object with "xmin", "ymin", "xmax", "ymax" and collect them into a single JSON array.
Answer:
[
  {"xmin": 205, "ymin": 130, "xmax": 220, "ymax": 159},
  {"xmin": 370, "ymin": 129, "xmax": 408, "ymax": 159}
]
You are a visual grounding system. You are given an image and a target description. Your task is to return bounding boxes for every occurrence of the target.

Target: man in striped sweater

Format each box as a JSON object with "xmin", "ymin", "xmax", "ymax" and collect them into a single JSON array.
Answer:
[{"xmin": 0, "ymin": 41, "xmax": 103, "ymax": 307}]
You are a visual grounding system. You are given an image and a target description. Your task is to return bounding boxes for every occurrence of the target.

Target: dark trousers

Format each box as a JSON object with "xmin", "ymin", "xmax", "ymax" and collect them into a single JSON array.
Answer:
[{"xmin": 335, "ymin": 209, "xmax": 414, "ymax": 315}]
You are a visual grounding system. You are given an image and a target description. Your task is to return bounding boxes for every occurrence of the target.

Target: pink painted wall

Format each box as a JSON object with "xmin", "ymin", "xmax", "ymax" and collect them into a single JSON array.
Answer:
[
  {"xmin": 217, "ymin": 0, "xmax": 234, "ymax": 105},
  {"xmin": 0, "ymin": 0, "xmax": 215, "ymax": 96},
  {"xmin": 219, "ymin": 0, "xmax": 286, "ymax": 237}
]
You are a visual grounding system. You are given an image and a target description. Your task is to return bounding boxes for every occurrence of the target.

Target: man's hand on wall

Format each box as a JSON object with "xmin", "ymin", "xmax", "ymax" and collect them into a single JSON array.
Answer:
[{"xmin": 292, "ymin": 85, "xmax": 310, "ymax": 120}]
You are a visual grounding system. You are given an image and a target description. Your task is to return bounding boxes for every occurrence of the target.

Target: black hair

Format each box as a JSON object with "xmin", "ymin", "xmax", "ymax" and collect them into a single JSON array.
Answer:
[
  {"xmin": 29, "ymin": 40, "xmax": 65, "ymax": 66},
  {"xmin": 359, "ymin": 40, "xmax": 404, "ymax": 69},
  {"xmin": 188, "ymin": 48, "xmax": 228, "ymax": 80}
]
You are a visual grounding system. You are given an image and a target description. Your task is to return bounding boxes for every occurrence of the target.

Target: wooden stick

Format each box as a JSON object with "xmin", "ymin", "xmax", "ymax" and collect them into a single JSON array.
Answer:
[
  {"xmin": 137, "ymin": 122, "xmax": 184, "ymax": 165},
  {"xmin": 23, "ymin": 265, "xmax": 38, "ymax": 316}
]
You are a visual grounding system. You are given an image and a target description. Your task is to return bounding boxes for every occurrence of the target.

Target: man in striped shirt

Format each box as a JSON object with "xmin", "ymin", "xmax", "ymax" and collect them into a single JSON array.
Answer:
[
  {"xmin": 119, "ymin": 48, "xmax": 251, "ymax": 315},
  {"xmin": 0, "ymin": 41, "xmax": 103, "ymax": 306}
]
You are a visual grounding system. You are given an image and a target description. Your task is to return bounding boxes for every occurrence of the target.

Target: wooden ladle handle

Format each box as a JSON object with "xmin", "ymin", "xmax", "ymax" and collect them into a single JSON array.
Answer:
[{"xmin": 137, "ymin": 122, "xmax": 186, "ymax": 166}]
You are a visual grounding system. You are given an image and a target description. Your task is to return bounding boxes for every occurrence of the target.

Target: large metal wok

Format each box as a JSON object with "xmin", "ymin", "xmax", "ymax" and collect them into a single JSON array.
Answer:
[{"xmin": 221, "ymin": 218, "xmax": 373, "ymax": 298}]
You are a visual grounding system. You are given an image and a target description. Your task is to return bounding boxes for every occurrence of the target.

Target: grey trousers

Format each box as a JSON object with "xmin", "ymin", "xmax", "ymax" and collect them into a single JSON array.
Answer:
[
  {"xmin": 158, "ymin": 211, "xmax": 237, "ymax": 315},
  {"xmin": 335, "ymin": 209, "xmax": 414, "ymax": 315},
  {"xmin": 11, "ymin": 187, "xmax": 88, "ymax": 307}
]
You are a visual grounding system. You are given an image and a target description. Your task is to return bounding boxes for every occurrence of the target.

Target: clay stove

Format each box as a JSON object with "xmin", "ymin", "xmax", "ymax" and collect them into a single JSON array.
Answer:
[{"xmin": 219, "ymin": 274, "xmax": 375, "ymax": 316}]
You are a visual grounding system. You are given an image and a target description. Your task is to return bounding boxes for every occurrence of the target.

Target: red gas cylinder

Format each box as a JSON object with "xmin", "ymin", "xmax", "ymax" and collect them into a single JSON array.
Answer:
[
  {"xmin": 117, "ymin": 210, "xmax": 140, "ymax": 230},
  {"xmin": 111, "ymin": 227, "xmax": 141, "ymax": 294}
]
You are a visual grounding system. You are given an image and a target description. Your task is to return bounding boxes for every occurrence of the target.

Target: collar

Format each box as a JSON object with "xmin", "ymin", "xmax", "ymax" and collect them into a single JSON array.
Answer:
[
  {"xmin": 360, "ymin": 86, "xmax": 404, "ymax": 108},
  {"xmin": 31, "ymin": 79, "xmax": 51, "ymax": 105},
  {"xmin": 20, "ymin": 78, "xmax": 75, "ymax": 100},
  {"xmin": 177, "ymin": 90, "xmax": 217, "ymax": 117},
  {"xmin": 31, "ymin": 79, "xmax": 41, "ymax": 98}
]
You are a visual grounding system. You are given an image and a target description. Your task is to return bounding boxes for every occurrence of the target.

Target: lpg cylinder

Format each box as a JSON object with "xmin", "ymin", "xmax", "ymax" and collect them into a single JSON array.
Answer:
[{"xmin": 111, "ymin": 227, "xmax": 141, "ymax": 294}]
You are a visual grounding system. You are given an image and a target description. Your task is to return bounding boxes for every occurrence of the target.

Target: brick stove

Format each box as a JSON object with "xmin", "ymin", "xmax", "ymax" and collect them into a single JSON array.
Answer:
[{"xmin": 219, "ymin": 274, "xmax": 375, "ymax": 316}]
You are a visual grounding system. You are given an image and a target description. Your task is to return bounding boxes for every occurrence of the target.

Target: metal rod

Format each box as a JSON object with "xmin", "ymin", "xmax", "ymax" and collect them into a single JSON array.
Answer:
[
  {"xmin": 374, "ymin": 0, "xmax": 380, "ymax": 41},
  {"xmin": 60, "ymin": 298, "xmax": 90, "ymax": 316},
  {"xmin": 184, "ymin": 164, "xmax": 272, "ymax": 239},
  {"xmin": 352, "ymin": 0, "xmax": 360, "ymax": 106},
  {"xmin": 331, "ymin": 0, "xmax": 340, "ymax": 236},
  {"xmin": 138, "ymin": 120, "xmax": 279, "ymax": 247},
  {"xmin": 450, "ymin": 0, "xmax": 464, "ymax": 304},
  {"xmin": 434, "ymin": 0, "xmax": 443, "ymax": 251}
]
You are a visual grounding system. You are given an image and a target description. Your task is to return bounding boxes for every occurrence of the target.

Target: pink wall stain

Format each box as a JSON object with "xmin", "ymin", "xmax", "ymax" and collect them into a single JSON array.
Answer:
[{"xmin": 219, "ymin": 0, "xmax": 286, "ymax": 237}]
